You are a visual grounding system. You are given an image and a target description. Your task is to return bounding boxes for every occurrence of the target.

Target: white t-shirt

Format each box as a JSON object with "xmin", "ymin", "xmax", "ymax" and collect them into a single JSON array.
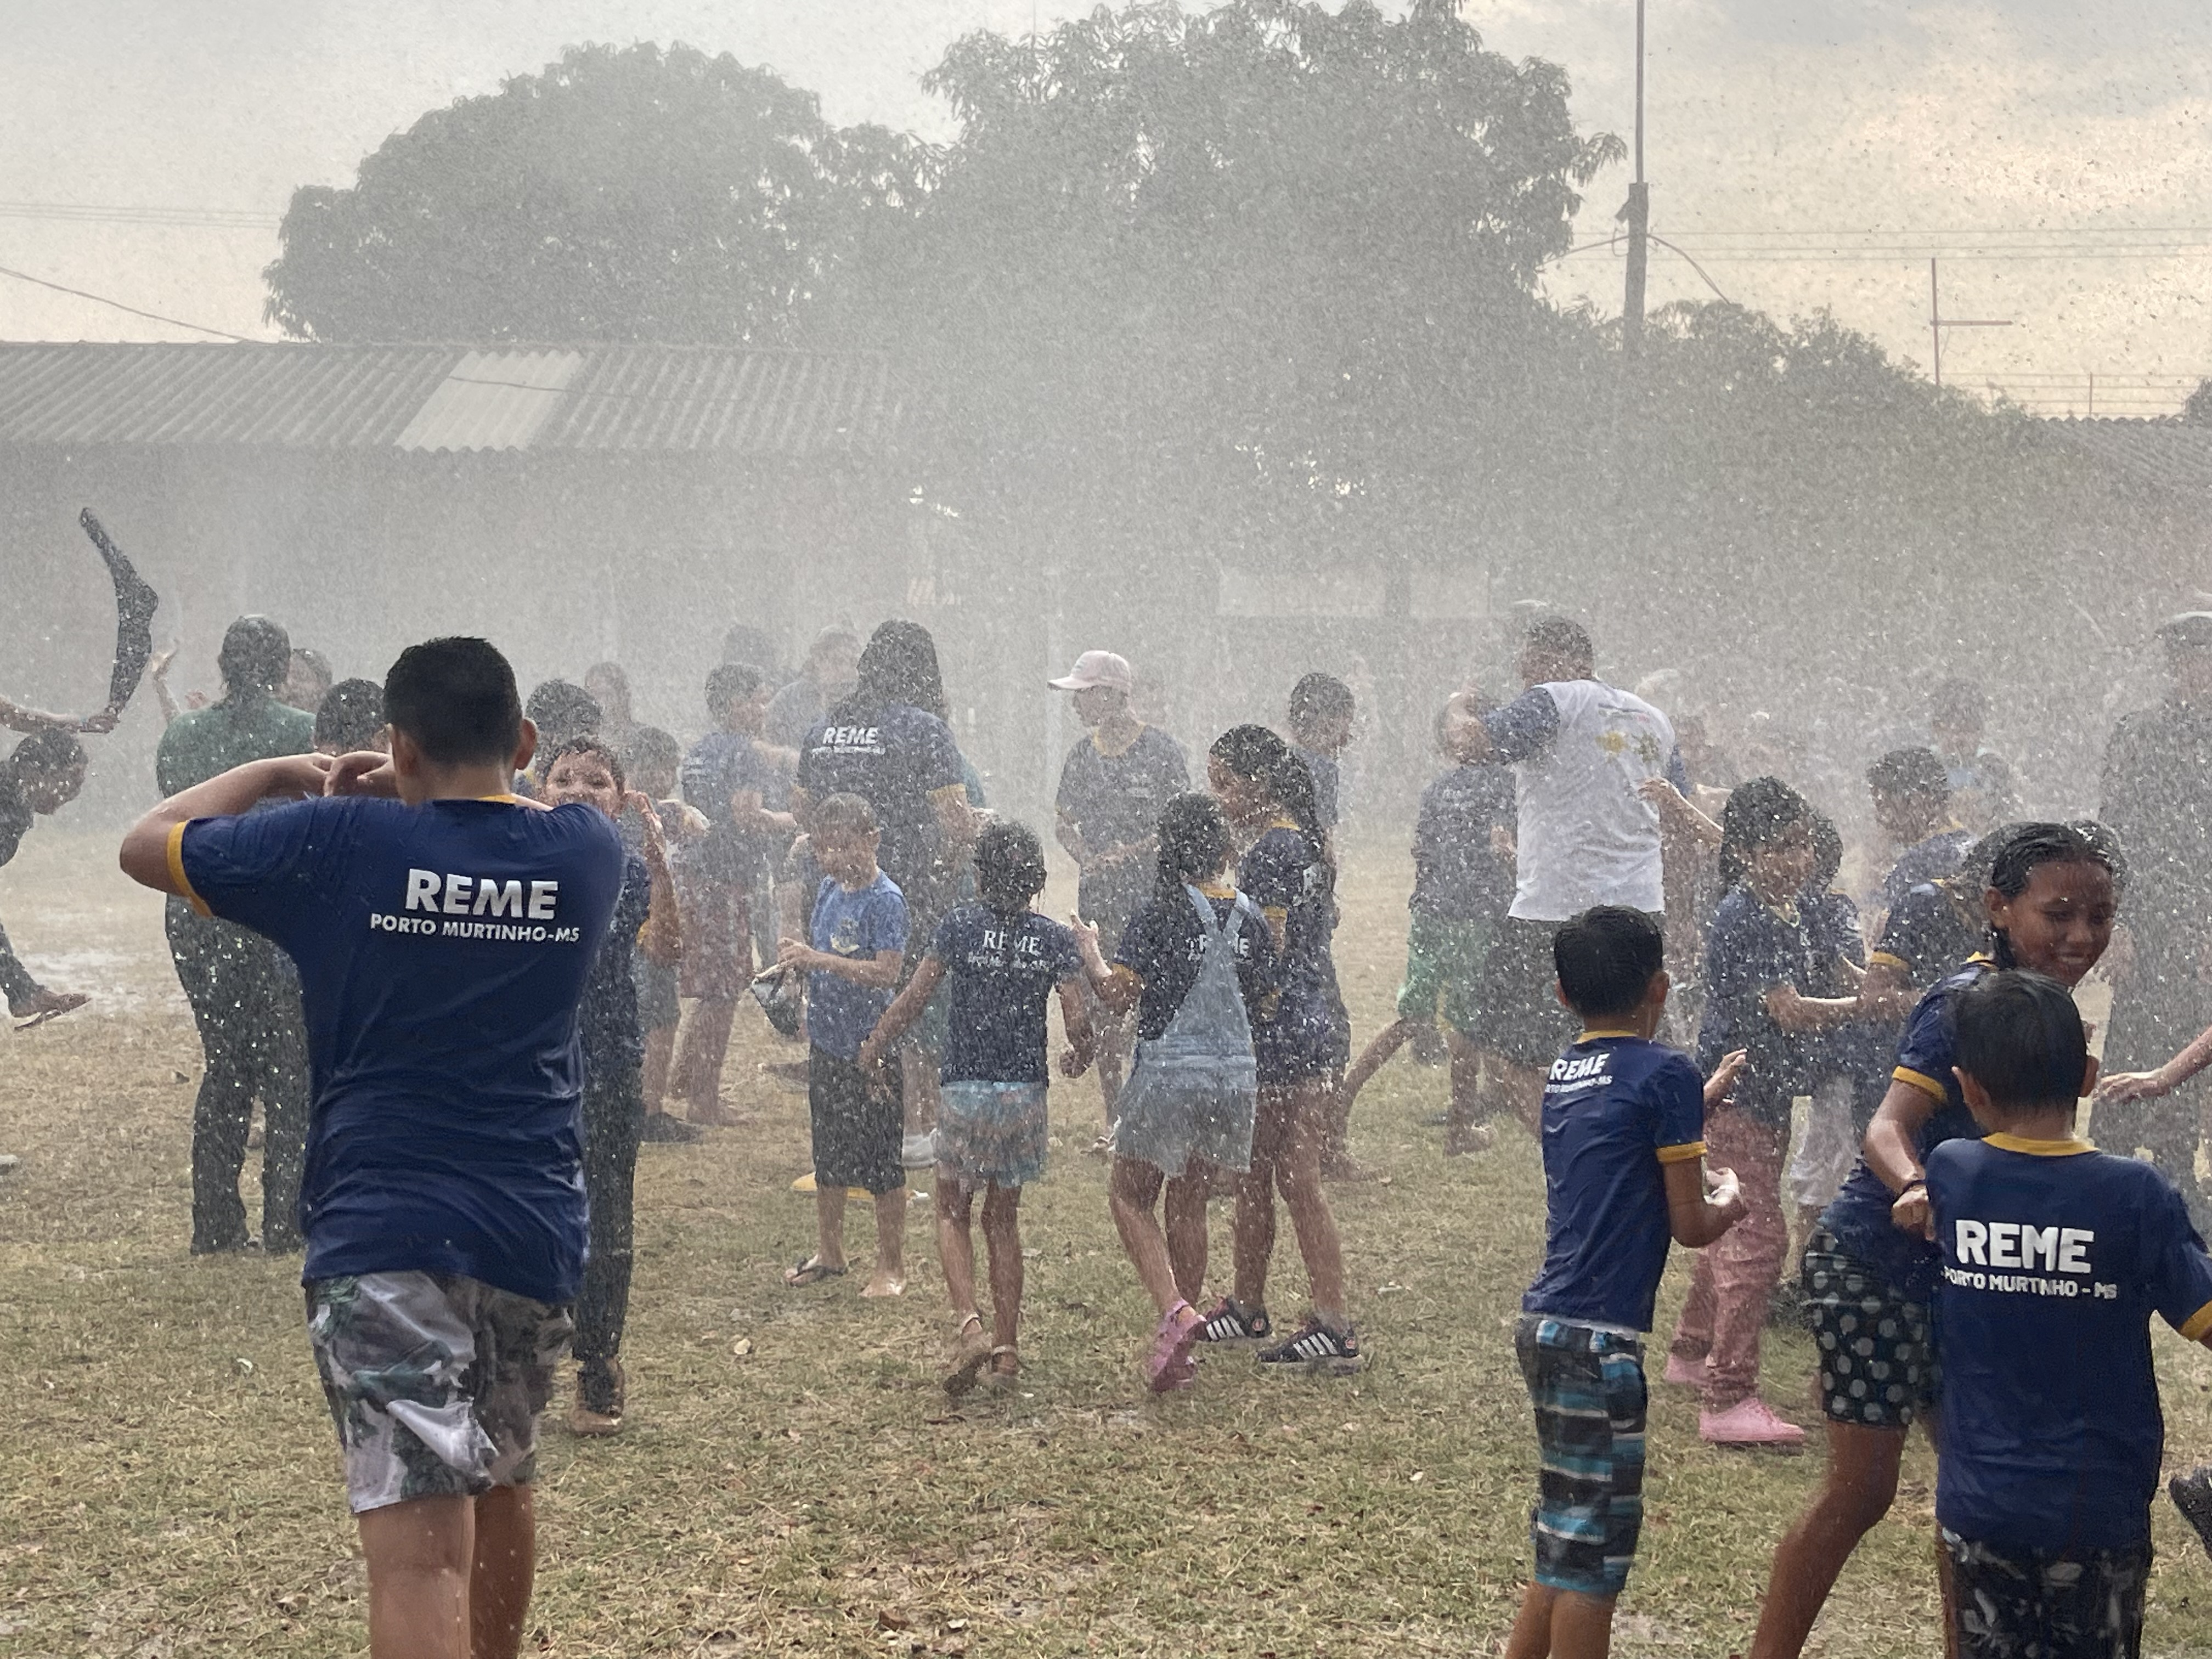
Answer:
[{"xmin": 1487, "ymin": 679, "xmax": 1677, "ymax": 922}]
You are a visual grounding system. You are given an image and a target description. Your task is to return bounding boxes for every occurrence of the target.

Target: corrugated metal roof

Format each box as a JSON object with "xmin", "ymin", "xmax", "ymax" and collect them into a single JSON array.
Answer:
[
  {"xmin": 0, "ymin": 341, "xmax": 896, "ymax": 455},
  {"xmin": 2041, "ymin": 416, "xmax": 2212, "ymax": 496}
]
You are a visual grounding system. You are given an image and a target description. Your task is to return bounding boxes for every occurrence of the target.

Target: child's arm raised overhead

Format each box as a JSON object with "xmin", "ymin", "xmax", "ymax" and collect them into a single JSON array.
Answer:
[{"xmin": 859, "ymin": 955, "xmax": 947, "ymax": 1072}]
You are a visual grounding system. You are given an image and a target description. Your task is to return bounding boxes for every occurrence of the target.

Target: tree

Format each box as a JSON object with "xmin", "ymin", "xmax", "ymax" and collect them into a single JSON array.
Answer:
[
  {"xmin": 2185, "ymin": 377, "xmax": 2212, "ymax": 425},
  {"xmin": 263, "ymin": 42, "xmax": 930, "ymax": 342}
]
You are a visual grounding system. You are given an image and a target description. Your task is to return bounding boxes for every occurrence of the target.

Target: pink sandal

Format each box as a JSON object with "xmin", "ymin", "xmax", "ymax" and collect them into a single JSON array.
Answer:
[{"xmin": 1142, "ymin": 1301, "xmax": 1203, "ymax": 1393}]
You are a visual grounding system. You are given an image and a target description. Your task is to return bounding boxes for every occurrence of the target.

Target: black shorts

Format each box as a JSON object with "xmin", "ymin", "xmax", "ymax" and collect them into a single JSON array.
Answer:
[
  {"xmin": 1475, "ymin": 918, "xmax": 1579, "ymax": 1066},
  {"xmin": 1802, "ymin": 1228, "xmax": 1937, "ymax": 1430},
  {"xmin": 808, "ymin": 1048, "xmax": 905, "ymax": 1196},
  {"xmin": 1942, "ymin": 1531, "xmax": 2149, "ymax": 1659}
]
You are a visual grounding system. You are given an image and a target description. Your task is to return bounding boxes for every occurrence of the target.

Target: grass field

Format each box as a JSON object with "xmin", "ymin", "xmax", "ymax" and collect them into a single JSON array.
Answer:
[{"xmin": 3, "ymin": 825, "xmax": 2210, "ymax": 1657}]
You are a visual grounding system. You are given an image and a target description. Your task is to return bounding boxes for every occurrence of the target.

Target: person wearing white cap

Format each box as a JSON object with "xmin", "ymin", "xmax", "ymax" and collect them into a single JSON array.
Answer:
[{"xmin": 1051, "ymin": 651, "xmax": 1189, "ymax": 1142}]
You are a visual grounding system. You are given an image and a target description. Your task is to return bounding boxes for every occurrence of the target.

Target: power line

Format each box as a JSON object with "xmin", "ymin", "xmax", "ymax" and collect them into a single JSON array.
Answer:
[
  {"xmin": 0, "ymin": 200, "xmax": 279, "ymax": 230},
  {"xmin": 0, "ymin": 261, "xmax": 256, "ymax": 340}
]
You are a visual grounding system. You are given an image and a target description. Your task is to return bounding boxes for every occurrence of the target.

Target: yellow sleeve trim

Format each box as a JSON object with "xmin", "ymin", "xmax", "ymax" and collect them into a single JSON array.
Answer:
[
  {"xmin": 1867, "ymin": 951, "xmax": 1910, "ymax": 971},
  {"xmin": 1983, "ymin": 1132, "xmax": 2095, "ymax": 1158},
  {"xmin": 1656, "ymin": 1141, "xmax": 1707, "ymax": 1165},
  {"xmin": 1893, "ymin": 1066, "xmax": 1947, "ymax": 1103},
  {"xmin": 1262, "ymin": 905, "xmax": 1289, "ymax": 926},
  {"xmin": 2180, "ymin": 1299, "xmax": 2212, "ymax": 1343},
  {"xmin": 1107, "ymin": 964, "xmax": 1142, "ymax": 994},
  {"xmin": 928, "ymin": 783, "xmax": 969, "ymax": 804},
  {"xmin": 165, "ymin": 821, "xmax": 211, "ymax": 917}
]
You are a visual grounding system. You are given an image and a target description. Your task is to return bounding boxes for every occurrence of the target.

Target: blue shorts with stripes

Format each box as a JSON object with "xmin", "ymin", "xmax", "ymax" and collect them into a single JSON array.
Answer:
[{"xmin": 1515, "ymin": 1313, "xmax": 1649, "ymax": 1598}]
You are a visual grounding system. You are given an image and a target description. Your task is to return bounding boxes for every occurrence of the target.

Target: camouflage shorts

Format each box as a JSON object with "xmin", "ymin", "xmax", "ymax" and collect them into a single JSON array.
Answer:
[
  {"xmin": 1943, "ymin": 1529, "xmax": 2149, "ymax": 1659},
  {"xmin": 304, "ymin": 1272, "xmax": 572, "ymax": 1515}
]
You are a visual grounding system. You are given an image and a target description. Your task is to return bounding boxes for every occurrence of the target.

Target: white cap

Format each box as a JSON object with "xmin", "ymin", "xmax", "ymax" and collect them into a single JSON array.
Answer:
[{"xmin": 1048, "ymin": 650, "xmax": 1133, "ymax": 693}]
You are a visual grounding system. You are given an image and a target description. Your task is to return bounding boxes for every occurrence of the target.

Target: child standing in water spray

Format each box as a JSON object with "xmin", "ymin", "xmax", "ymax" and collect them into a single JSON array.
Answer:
[
  {"xmin": 1076, "ymin": 792, "xmax": 1278, "ymax": 1392},
  {"xmin": 861, "ymin": 822, "xmax": 1095, "ymax": 1395},
  {"xmin": 1199, "ymin": 725, "xmax": 1361, "ymax": 1374}
]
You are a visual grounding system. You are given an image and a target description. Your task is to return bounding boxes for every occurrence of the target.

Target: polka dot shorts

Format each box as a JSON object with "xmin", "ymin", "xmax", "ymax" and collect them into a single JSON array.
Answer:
[{"xmin": 1801, "ymin": 1228, "xmax": 1938, "ymax": 1430}]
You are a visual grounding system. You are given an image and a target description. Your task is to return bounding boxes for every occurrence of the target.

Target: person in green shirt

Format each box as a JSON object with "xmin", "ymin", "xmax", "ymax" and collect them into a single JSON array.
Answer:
[{"xmin": 156, "ymin": 616, "xmax": 317, "ymax": 1254}]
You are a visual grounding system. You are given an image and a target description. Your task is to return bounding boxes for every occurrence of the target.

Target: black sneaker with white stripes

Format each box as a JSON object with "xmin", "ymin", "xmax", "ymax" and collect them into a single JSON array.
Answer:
[
  {"xmin": 1257, "ymin": 1318, "xmax": 1363, "ymax": 1375},
  {"xmin": 1194, "ymin": 1297, "xmax": 1270, "ymax": 1345},
  {"xmin": 2173, "ymin": 1466, "xmax": 2212, "ymax": 1560}
]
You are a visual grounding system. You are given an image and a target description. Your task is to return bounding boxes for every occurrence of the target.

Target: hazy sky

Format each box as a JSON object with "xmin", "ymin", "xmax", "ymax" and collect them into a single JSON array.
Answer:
[{"xmin": 2, "ymin": 1, "xmax": 2207, "ymax": 414}]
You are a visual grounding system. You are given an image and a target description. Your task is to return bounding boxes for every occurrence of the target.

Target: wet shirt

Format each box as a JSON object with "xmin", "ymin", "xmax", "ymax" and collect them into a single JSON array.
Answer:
[
  {"xmin": 805, "ymin": 872, "xmax": 908, "ymax": 1061},
  {"xmin": 1871, "ymin": 879, "xmax": 1984, "ymax": 989},
  {"xmin": 1410, "ymin": 762, "xmax": 1516, "ymax": 923},
  {"xmin": 1113, "ymin": 887, "xmax": 1279, "ymax": 1042},
  {"xmin": 2103, "ymin": 698, "xmax": 2212, "ymax": 946},
  {"xmin": 1878, "ymin": 830, "xmax": 1973, "ymax": 917},
  {"xmin": 1696, "ymin": 886, "xmax": 1819, "ymax": 1125},
  {"xmin": 1054, "ymin": 726, "xmax": 1190, "ymax": 927},
  {"xmin": 155, "ymin": 695, "xmax": 316, "ymax": 795},
  {"xmin": 797, "ymin": 703, "xmax": 964, "ymax": 899},
  {"xmin": 173, "ymin": 795, "xmax": 624, "ymax": 1305},
  {"xmin": 1293, "ymin": 745, "xmax": 1342, "ymax": 831},
  {"xmin": 929, "ymin": 905, "xmax": 1082, "ymax": 1085},
  {"xmin": 1820, "ymin": 960, "xmax": 1993, "ymax": 1298},
  {"xmin": 1483, "ymin": 680, "xmax": 1683, "ymax": 922},
  {"xmin": 578, "ymin": 850, "xmax": 652, "ymax": 1075},
  {"xmin": 1238, "ymin": 822, "xmax": 1335, "ymax": 1015},
  {"xmin": 680, "ymin": 730, "xmax": 786, "ymax": 880},
  {"xmin": 1522, "ymin": 1034, "xmax": 1707, "ymax": 1331},
  {"xmin": 1931, "ymin": 1137, "xmax": 2212, "ymax": 1552}
]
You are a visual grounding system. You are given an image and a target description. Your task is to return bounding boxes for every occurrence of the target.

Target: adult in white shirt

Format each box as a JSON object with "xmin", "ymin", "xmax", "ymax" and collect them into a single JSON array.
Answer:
[{"xmin": 1451, "ymin": 615, "xmax": 1683, "ymax": 1125}]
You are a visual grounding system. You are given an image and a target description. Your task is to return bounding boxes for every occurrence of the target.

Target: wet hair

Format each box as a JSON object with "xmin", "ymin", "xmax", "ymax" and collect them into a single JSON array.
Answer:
[
  {"xmin": 542, "ymin": 734, "xmax": 625, "ymax": 795},
  {"xmin": 974, "ymin": 821, "xmax": 1048, "ymax": 917},
  {"xmin": 1984, "ymin": 821, "xmax": 2119, "ymax": 970},
  {"xmin": 9, "ymin": 727, "xmax": 86, "ymax": 778},
  {"xmin": 1209, "ymin": 724, "xmax": 1326, "ymax": 868},
  {"xmin": 842, "ymin": 619, "xmax": 949, "ymax": 723},
  {"xmin": 1954, "ymin": 823, "xmax": 2015, "ymax": 896},
  {"xmin": 1289, "ymin": 672, "xmax": 1355, "ymax": 732},
  {"xmin": 523, "ymin": 679, "xmax": 601, "ymax": 750},
  {"xmin": 813, "ymin": 792, "xmax": 879, "ymax": 838},
  {"xmin": 706, "ymin": 662, "xmax": 765, "ymax": 714},
  {"xmin": 1953, "ymin": 970, "xmax": 2087, "ymax": 1109},
  {"xmin": 216, "ymin": 615, "xmax": 291, "ymax": 702},
  {"xmin": 1929, "ymin": 677, "xmax": 1985, "ymax": 730},
  {"xmin": 1806, "ymin": 809, "xmax": 1843, "ymax": 895},
  {"xmin": 2067, "ymin": 818, "xmax": 2128, "ymax": 899},
  {"xmin": 1554, "ymin": 906, "xmax": 1666, "ymax": 1021},
  {"xmin": 1521, "ymin": 615, "xmax": 1594, "ymax": 675},
  {"xmin": 621, "ymin": 725, "xmax": 681, "ymax": 786},
  {"xmin": 383, "ymin": 637, "xmax": 523, "ymax": 768},
  {"xmin": 1865, "ymin": 745, "xmax": 1950, "ymax": 805},
  {"xmin": 1716, "ymin": 775, "xmax": 1810, "ymax": 893},
  {"xmin": 313, "ymin": 678, "xmax": 385, "ymax": 752},
  {"xmin": 1153, "ymin": 792, "xmax": 1234, "ymax": 906}
]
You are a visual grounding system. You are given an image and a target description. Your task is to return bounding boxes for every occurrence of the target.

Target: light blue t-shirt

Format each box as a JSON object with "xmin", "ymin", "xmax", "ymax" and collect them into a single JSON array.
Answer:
[{"xmin": 806, "ymin": 872, "xmax": 909, "ymax": 1060}]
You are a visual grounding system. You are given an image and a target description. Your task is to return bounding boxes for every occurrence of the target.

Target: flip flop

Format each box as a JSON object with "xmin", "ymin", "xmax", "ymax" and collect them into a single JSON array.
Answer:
[{"xmin": 784, "ymin": 1256, "xmax": 847, "ymax": 1288}]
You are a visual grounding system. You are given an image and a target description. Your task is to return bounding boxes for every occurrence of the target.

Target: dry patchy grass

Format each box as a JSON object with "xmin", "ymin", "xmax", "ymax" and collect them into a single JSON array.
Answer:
[{"xmin": 2, "ymin": 827, "xmax": 2209, "ymax": 1657}]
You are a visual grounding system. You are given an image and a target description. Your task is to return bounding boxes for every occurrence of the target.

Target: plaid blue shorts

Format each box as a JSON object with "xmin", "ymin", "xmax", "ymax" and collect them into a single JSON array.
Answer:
[{"xmin": 1516, "ymin": 1313, "xmax": 1649, "ymax": 1598}]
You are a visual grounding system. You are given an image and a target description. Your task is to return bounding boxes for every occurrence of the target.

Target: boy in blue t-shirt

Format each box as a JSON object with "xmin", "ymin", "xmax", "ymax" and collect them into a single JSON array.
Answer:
[
  {"xmin": 775, "ymin": 792, "xmax": 910, "ymax": 1297},
  {"xmin": 118, "ymin": 636, "xmax": 625, "ymax": 1659},
  {"xmin": 1507, "ymin": 907, "xmax": 1747, "ymax": 1659},
  {"xmin": 1927, "ymin": 970, "xmax": 2212, "ymax": 1659}
]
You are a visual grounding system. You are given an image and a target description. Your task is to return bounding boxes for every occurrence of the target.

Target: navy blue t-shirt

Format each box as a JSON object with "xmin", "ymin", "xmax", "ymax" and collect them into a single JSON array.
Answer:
[
  {"xmin": 174, "ymin": 795, "xmax": 625, "ymax": 1305},
  {"xmin": 1410, "ymin": 762, "xmax": 1515, "ymax": 923},
  {"xmin": 797, "ymin": 703, "xmax": 964, "ymax": 900},
  {"xmin": 1871, "ymin": 879, "xmax": 1984, "ymax": 989},
  {"xmin": 579, "ymin": 850, "xmax": 652, "ymax": 1075},
  {"xmin": 1880, "ymin": 828, "xmax": 1973, "ymax": 916},
  {"xmin": 929, "ymin": 905, "xmax": 1082, "ymax": 1085},
  {"xmin": 1931, "ymin": 1137, "xmax": 2212, "ymax": 1551},
  {"xmin": 1696, "ymin": 886, "xmax": 1819, "ymax": 1126},
  {"xmin": 1820, "ymin": 958, "xmax": 1993, "ymax": 1297},
  {"xmin": 680, "ymin": 730, "xmax": 786, "ymax": 880},
  {"xmin": 806, "ymin": 872, "xmax": 909, "ymax": 1060},
  {"xmin": 1113, "ymin": 887, "xmax": 1279, "ymax": 1042},
  {"xmin": 1293, "ymin": 746, "xmax": 1342, "ymax": 831},
  {"xmin": 1523, "ymin": 1034, "xmax": 1707, "ymax": 1331},
  {"xmin": 1800, "ymin": 887, "xmax": 1892, "ymax": 1124}
]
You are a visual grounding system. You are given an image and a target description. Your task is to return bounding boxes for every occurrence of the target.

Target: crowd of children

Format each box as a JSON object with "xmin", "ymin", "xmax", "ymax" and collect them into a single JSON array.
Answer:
[{"xmin": 63, "ymin": 605, "xmax": 2212, "ymax": 1659}]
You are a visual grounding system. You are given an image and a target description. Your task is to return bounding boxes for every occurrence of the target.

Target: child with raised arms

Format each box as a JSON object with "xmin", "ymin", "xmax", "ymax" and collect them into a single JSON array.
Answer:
[
  {"xmin": 1075, "ymin": 792, "xmax": 1278, "ymax": 1392},
  {"xmin": 778, "ymin": 792, "xmax": 910, "ymax": 1297},
  {"xmin": 1927, "ymin": 970, "xmax": 2212, "ymax": 1657},
  {"xmin": 861, "ymin": 822, "xmax": 1096, "ymax": 1395},
  {"xmin": 1507, "ymin": 906, "xmax": 1746, "ymax": 1659},
  {"xmin": 1747, "ymin": 821, "xmax": 2120, "ymax": 1659}
]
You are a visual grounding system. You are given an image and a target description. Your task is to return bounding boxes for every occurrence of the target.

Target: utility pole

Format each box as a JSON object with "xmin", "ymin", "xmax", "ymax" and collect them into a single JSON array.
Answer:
[
  {"xmin": 1619, "ymin": 0, "xmax": 1649, "ymax": 357},
  {"xmin": 1928, "ymin": 257, "xmax": 2011, "ymax": 390}
]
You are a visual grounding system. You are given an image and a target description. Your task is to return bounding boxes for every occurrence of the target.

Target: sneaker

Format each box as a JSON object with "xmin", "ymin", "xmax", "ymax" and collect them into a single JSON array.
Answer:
[
  {"xmin": 1258, "ymin": 1318, "xmax": 1363, "ymax": 1376},
  {"xmin": 902, "ymin": 1131, "xmax": 939, "ymax": 1169},
  {"xmin": 1662, "ymin": 1350, "xmax": 1705, "ymax": 1388},
  {"xmin": 2171, "ymin": 1466, "xmax": 2212, "ymax": 1559},
  {"xmin": 1700, "ymin": 1396, "xmax": 1805, "ymax": 1447},
  {"xmin": 1142, "ymin": 1304, "xmax": 1203, "ymax": 1392},
  {"xmin": 639, "ymin": 1110, "xmax": 704, "ymax": 1144},
  {"xmin": 1194, "ymin": 1297, "xmax": 1271, "ymax": 1345}
]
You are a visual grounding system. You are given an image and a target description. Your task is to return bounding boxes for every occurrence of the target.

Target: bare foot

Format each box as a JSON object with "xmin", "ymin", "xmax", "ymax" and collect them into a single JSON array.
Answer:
[{"xmin": 860, "ymin": 1272, "xmax": 906, "ymax": 1298}]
